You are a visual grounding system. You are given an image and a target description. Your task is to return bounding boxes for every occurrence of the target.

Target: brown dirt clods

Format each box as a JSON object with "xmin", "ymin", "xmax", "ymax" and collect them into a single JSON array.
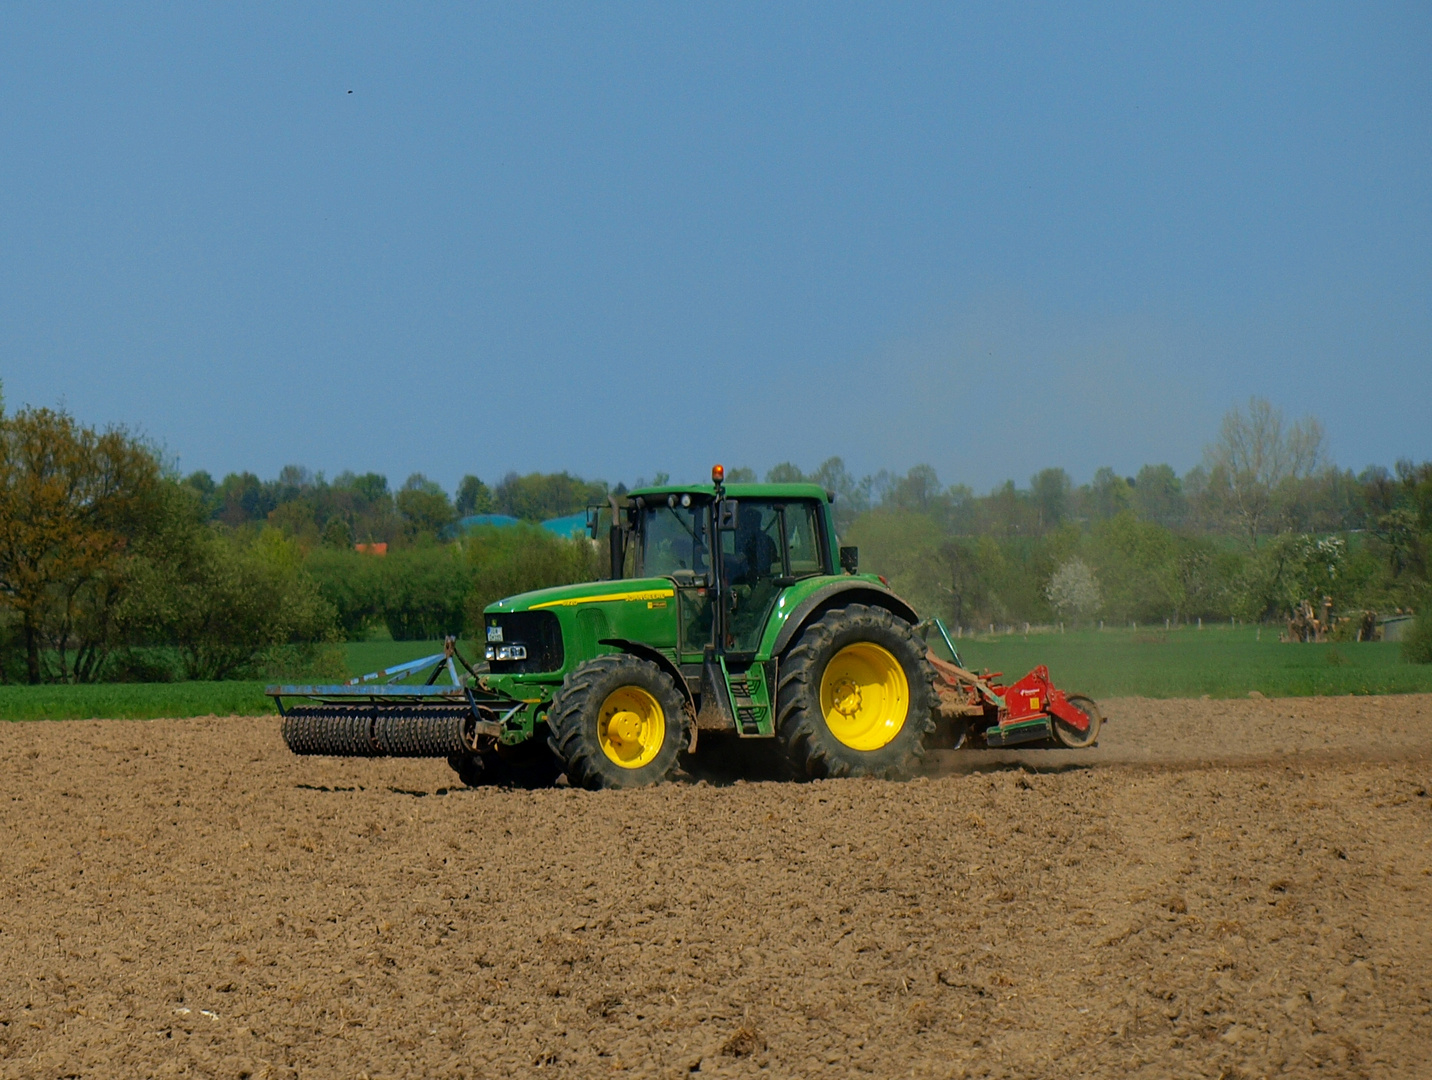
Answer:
[{"xmin": 3, "ymin": 695, "xmax": 1431, "ymax": 1078}]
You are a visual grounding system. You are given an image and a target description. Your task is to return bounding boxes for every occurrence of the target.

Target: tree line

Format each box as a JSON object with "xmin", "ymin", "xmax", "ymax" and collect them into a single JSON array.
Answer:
[
  {"xmin": 0, "ymin": 402, "xmax": 602, "ymax": 684},
  {"xmin": 185, "ymin": 466, "xmax": 609, "ymax": 546},
  {"xmin": 836, "ymin": 401, "xmax": 1428, "ymax": 648},
  {"xmin": 1, "ymin": 394, "xmax": 1428, "ymax": 684}
]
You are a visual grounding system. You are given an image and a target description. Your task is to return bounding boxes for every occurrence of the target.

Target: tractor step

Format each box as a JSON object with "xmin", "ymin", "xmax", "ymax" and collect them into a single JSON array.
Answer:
[
  {"xmin": 695, "ymin": 654, "xmax": 775, "ymax": 736},
  {"xmin": 722, "ymin": 658, "xmax": 774, "ymax": 737}
]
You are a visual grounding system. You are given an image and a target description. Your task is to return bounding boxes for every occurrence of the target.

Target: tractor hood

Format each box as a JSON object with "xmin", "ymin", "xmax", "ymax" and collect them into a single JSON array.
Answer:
[{"xmin": 484, "ymin": 577, "xmax": 677, "ymax": 614}]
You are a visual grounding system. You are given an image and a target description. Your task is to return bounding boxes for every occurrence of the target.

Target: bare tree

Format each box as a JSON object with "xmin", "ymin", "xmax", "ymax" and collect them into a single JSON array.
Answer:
[{"xmin": 1204, "ymin": 397, "xmax": 1324, "ymax": 547}]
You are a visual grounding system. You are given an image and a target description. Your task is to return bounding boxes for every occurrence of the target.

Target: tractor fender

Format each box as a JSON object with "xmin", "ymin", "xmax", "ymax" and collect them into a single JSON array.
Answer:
[
  {"xmin": 597, "ymin": 639, "xmax": 695, "ymax": 708},
  {"xmin": 768, "ymin": 583, "xmax": 921, "ymax": 658}
]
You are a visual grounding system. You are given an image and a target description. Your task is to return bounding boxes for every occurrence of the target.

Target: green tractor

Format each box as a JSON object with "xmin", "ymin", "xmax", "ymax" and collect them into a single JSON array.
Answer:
[{"xmin": 274, "ymin": 466, "xmax": 939, "ymax": 788}]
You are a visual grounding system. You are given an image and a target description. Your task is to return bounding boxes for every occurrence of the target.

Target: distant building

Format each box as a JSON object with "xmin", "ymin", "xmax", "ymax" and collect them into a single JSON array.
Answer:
[{"xmin": 453, "ymin": 513, "xmax": 589, "ymax": 539}]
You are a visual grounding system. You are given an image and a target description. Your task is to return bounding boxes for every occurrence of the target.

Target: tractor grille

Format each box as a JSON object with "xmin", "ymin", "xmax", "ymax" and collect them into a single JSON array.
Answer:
[{"xmin": 485, "ymin": 610, "xmax": 564, "ymax": 674}]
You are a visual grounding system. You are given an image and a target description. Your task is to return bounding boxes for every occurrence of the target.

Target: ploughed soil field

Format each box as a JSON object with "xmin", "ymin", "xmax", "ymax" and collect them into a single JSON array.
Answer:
[{"xmin": 3, "ymin": 696, "xmax": 1432, "ymax": 1079}]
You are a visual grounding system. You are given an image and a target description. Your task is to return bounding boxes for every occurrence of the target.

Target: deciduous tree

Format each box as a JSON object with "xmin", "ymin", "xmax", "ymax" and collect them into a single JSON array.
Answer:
[
  {"xmin": 1204, "ymin": 396, "xmax": 1324, "ymax": 547},
  {"xmin": 455, "ymin": 474, "xmax": 495, "ymax": 516},
  {"xmin": 0, "ymin": 406, "xmax": 160, "ymax": 682},
  {"xmin": 125, "ymin": 525, "xmax": 338, "ymax": 680},
  {"xmin": 397, "ymin": 473, "xmax": 456, "ymax": 539},
  {"xmin": 1046, "ymin": 557, "xmax": 1102, "ymax": 625}
]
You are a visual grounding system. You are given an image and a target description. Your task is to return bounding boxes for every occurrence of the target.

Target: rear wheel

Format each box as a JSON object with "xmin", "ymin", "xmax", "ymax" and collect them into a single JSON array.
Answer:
[
  {"xmin": 548, "ymin": 654, "xmax": 690, "ymax": 789},
  {"xmin": 1052, "ymin": 694, "xmax": 1102, "ymax": 748},
  {"xmin": 776, "ymin": 604, "xmax": 936, "ymax": 779}
]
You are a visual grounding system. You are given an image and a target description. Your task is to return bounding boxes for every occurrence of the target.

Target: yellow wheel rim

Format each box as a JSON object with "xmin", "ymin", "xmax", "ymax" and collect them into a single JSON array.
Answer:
[
  {"xmin": 597, "ymin": 685, "xmax": 666, "ymax": 768},
  {"xmin": 819, "ymin": 642, "xmax": 909, "ymax": 751}
]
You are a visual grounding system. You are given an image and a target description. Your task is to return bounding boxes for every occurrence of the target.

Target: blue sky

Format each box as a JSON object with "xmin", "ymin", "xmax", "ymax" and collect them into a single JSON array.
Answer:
[{"xmin": 2, "ymin": 3, "xmax": 1427, "ymax": 493}]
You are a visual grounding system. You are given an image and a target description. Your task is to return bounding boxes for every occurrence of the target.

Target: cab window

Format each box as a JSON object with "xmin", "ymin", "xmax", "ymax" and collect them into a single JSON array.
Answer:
[
  {"xmin": 783, "ymin": 501, "xmax": 823, "ymax": 576},
  {"xmin": 722, "ymin": 501, "xmax": 783, "ymax": 585},
  {"xmin": 639, "ymin": 502, "xmax": 709, "ymax": 577},
  {"xmin": 721, "ymin": 499, "xmax": 826, "ymax": 583}
]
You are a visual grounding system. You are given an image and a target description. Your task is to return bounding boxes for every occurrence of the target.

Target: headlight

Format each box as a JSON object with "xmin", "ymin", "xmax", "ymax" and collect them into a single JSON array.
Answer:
[{"xmin": 485, "ymin": 644, "xmax": 527, "ymax": 662}]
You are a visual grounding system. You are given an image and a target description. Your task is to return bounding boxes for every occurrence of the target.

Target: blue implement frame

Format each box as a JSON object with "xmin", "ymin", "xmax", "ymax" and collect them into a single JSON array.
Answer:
[{"xmin": 265, "ymin": 637, "xmax": 508, "ymax": 714}]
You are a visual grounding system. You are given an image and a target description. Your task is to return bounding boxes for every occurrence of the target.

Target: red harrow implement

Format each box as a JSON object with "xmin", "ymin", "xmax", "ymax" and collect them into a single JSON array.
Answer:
[{"xmin": 921, "ymin": 619, "xmax": 1103, "ymax": 750}]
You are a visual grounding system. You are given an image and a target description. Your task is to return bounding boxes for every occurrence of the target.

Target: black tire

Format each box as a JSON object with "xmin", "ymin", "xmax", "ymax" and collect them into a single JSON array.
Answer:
[
  {"xmin": 447, "ymin": 731, "xmax": 563, "ymax": 789},
  {"xmin": 776, "ymin": 603, "xmax": 937, "ymax": 780},
  {"xmin": 547, "ymin": 654, "xmax": 690, "ymax": 790},
  {"xmin": 1052, "ymin": 694, "xmax": 1102, "ymax": 749}
]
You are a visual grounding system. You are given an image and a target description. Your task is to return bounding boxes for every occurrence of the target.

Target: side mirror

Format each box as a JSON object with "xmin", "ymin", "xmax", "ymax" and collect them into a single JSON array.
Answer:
[
  {"xmin": 717, "ymin": 499, "xmax": 739, "ymax": 531},
  {"xmin": 839, "ymin": 546, "xmax": 859, "ymax": 574},
  {"xmin": 586, "ymin": 506, "xmax": 601, "ymax": 540}
]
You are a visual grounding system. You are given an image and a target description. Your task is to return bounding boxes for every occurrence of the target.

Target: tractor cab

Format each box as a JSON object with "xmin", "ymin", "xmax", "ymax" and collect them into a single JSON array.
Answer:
[{"xmin": 595, "ymin": 466, "xmax": 839, "ymax": 659}]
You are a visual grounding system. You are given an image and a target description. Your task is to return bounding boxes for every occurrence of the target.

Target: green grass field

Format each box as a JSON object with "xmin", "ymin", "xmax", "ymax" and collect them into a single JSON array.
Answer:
[
  {"xmin": 0, "ymin": 640, "xmax": 477, "ymax": 722},
  {"xmin": 1, "ymin": 629, "xmax": 1428, "ymax": 721},
  {"xmin": 0, "ymin": 681, "xmax": 276, "ymax": 722},
  {"xmin": 945, "ymin": 626, "xmax": 1432, "ymax": 699}
]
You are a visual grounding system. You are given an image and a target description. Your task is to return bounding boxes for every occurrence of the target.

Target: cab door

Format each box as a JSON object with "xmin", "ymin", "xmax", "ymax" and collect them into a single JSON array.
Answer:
[
  {"xmin": 635, "ymin": 501, "xmax": 712, "ymax": 664},
  {"xmin": 676, "ymin": 574, "xmax": 715, "ymax": 663},
  {"xmin": 720, "ymin": 499, "xmax": 828, "ymax": 655},
  {"xmin": 721, "ymin": 500, "xmax": 787, "ymax": 654}
]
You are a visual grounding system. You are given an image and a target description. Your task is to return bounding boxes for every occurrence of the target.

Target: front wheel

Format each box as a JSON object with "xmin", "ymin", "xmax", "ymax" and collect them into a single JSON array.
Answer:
[
  {"xmin": 776, "ymin": 604, "xmax": 937, "ymax": 779},
  {"xmin": 547, "ymin": 654, "xmax": 691, "ymax": 789}
]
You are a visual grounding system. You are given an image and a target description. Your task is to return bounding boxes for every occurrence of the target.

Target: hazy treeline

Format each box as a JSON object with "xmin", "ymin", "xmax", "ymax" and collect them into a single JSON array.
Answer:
[
  {"xmin": 185, "ymin": 466, "xmax": 608, "ymax": 546},
  {"xmin": 2, "ymin": 393, "xmax": 1428, "ymax": 684},
  {"xmin": 812, "ymin": 401, "xmax": 1430, "ymax": 640}
]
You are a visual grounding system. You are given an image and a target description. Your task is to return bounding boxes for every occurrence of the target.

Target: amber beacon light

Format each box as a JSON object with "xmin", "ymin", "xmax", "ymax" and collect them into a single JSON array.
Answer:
[{"xmin": 711, "ymin": 463, "xmax": 725, "ymax": 484}]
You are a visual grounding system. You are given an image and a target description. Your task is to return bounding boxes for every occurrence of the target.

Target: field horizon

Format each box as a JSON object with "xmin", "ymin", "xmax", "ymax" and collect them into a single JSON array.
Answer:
[{"xmin": 0, "ymin": 627, "xmax": 1428, "ymax": 721}]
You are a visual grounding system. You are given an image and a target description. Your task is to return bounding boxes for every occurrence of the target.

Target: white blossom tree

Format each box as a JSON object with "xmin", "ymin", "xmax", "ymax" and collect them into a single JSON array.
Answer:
[{"xmin": 1046, "ymin": 557, "xmax": 1102, "ymax": 625}]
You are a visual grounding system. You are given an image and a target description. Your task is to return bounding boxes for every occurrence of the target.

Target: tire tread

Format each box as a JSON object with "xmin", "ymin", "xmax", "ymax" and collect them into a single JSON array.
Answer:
[
  {"xmin": 547, "ymin": 654, "xmax": 689, "ymax": 789},
  {"xmin": 776, "ymin": 603, "xmax": 937, "ymax": 780}
]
